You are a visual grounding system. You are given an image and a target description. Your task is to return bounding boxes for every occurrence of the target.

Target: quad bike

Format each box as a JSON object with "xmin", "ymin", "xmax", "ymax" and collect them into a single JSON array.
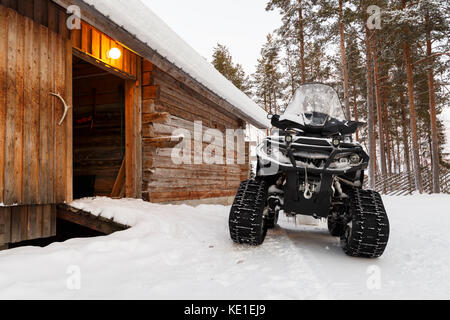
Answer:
[{"xmin": 229, "ymin": 83, "xmax": 390, "ymax": 258}]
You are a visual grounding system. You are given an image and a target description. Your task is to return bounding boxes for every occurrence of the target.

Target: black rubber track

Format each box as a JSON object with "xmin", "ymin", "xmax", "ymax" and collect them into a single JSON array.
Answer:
[
  {"xmin": 341, "ymin": 189, "xmax": 390, "ymax": 258},
  {"xmin": 327, "ymin": 216, "xmax": 346, "ymax": 237},
  {"xmin": 229, "ymin": 179, "xmax": 268, "ymax": 245}
]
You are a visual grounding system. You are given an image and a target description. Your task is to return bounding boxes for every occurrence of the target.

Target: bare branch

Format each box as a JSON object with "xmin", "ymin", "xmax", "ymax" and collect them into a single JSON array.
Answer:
[{"xmin": 413, "ymin": 52, "xmax": 450, "ymax": 66}]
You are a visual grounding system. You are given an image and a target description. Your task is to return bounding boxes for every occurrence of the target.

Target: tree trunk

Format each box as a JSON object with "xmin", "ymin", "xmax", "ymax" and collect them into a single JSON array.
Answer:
[
  {"xmin": 264, "ymin": 92, "xmax": 268, "ymax": 113},
  {"xmin": 392, "ymin": 122, "xmax": 398, "ymax": 174},
  {"xmin": 285, "ymin": 48, "xmax": 297, "ymax": 98},
  {"xmin": 402, "ymin": 0, "xmax": 423, "ymax": 193},
  {"xmin": 273, "ymin": 88, "xmax": 278, "ymax": 114},
  {"xmin": 372, "ymin": 40, "xmax": 387, "ymax": 183},
  {"xmin": 298, "ymin": 1, "xmax": 306, "ymax": 84},
  {"xmin": 365, "ymin": 26, "xmax": 376, "ymax": 188},
  {"xmin": 403, "ymin": 39, "xmax": 423, "ymax": 193},
  {"xmin": 381, "ymin": 83, "xmax": 395, "ymax": 175},
  {"xmin": 426, "ymin": 13, "xmax": 441, "ymax": 193},
  {"xmin": 264, "ymin": 92, "xmax": 269, "ymax": 135},
  {"xmin": 395, "ymin": 125, "xmax": 402, "ymax": 174},
  {"xmin": 339, "ymin": 0, "xmax": 351, "ymax": 119},
  {"xmin": 400, "ymin": 93, "xmax": 412, "ymax": 190},
  {"xmin": 382, "ymin": 87, "xmax": 392, "ymax": 175},
  {"xmin": 268, "ymin": 90, "xmax": 272, "ymax": 114},
  {"xmin": 353, "ymin": 82, "xmax": 359, "ymax": 141}
]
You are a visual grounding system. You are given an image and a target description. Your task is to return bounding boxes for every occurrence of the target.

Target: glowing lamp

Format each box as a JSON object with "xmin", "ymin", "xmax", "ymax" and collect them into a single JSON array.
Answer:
[{"xmin": 108, "ymin": 47, "xmax": 122, "ymax": 60}]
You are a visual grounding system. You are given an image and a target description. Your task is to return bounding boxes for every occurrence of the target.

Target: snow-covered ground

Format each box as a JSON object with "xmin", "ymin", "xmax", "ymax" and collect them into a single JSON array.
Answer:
[{"xmin": 0, "ymin": 195, "xmax": 449, "ymax": 300}]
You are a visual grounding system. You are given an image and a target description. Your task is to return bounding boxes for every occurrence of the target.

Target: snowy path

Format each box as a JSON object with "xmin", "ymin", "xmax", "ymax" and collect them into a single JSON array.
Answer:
[
  {"xmin": 282, "ymin": 196, "xmax": 450, "ymax": 299},
  {"xmin": 0, "ymin": 195, "xmax": 448, "ymax": 299}
]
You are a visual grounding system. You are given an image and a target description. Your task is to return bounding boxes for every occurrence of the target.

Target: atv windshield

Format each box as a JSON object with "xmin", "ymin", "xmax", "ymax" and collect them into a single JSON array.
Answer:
[{"xmin": 284, "ymin": 84, "xmax": 346, "ymax": 126}]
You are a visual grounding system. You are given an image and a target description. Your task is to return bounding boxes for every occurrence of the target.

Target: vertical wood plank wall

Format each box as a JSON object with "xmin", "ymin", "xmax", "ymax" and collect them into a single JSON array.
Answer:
[
  {"xmin": 71, "ymin": 20, "xmax": 137, "ymax": 79},
  {"xmin": 141, "ymin": 61, "xmax": 250, "ymax": 203},
  {"xmin": 0, "ymin": 0, "xmax": 69, "ymax": 38},
  {"xmin": 0, "ymin": 5, "xmax": 71, "ymax": 206},
  {"xmin": 0, "ymin": 3, "xmax": 69, "ymax": 244},
  {"xmin": 0, "ymin": 205, "xmax": 56, "ymax": 244}
]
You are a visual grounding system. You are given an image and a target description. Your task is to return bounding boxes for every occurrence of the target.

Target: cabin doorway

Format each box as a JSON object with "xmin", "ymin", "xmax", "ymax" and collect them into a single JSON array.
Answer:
[{"xmin": 72, "ymin": 56, "xmax": 126, "ymax": 199}]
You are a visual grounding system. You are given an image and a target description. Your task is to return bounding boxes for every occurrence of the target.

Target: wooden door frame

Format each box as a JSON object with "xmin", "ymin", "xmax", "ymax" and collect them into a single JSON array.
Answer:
[
  {"xmin": 65, "ymin": 39, "xmax": 74, "ymax": 203},
  {"xmin": 71, "ymin": 53, "xmax": 142, "ymax": 200},
  {"xmin": 124, "ymin": 57, "xmax": 142, "ymax": 198}
]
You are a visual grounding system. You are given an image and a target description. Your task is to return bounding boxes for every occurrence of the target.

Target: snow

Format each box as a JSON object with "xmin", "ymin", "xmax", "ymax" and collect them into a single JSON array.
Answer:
[
  {"xmin": 70, "ymin": 197, "xmax": 146, "ymax": 227},
  {"xmin": 0, "ymin": 195, "xmax": 449, "ymax": 299},
  {"xmin": 79, "ymin": 0, "xmax": 270, "ymax": 129},
  {"xmin": 0, "ymin": 203, "xmax": 17, "ymax": 207}
]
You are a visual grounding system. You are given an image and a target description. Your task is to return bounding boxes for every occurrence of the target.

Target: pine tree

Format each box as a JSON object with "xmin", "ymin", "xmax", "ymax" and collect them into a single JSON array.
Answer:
[
  {"xmin": 315, "ymin": 0, "xmax": 352, "ymax": 118},
  {"xmin": 304, "ymin": 40, "xmax": 333, "ymax": 83},
  {"xmin": 253, "ymin": 34, "xmax": 284, "ymax": 114},
  {"xmin": 257, "ymin": 0, "xmax": 449, "ymax": 193},
  {"xmin": 365, "ymin": 23, "xmax": 377, "ymax": 187},
  {"xmin": 346, "ymin": 31, "xmax": 366, "ymax": 140},
  {"xmin": 266, "ymin": 0, "xmax": 315, "ymax": 85},
  {"xmin": 416, "ymin": 0, "xmax": 449, "ymax": 193},
  {"xmin": 401, "ymin": 0, "xmax": 424, "ymax": 192},
  {"xmin": 212, "ymin": 44, "xmax": 253, "ymax": 96},
  {"xmin": 339, "ymin": 0, "xmax": 351, "ymax": 120}
]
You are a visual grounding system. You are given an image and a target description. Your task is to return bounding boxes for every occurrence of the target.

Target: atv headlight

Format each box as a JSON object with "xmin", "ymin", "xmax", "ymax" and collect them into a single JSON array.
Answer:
[
  {"xmin": 285, "ymin": 135, "xmax": 293, "ymax": 143},
  {"xmin": 332, "ymin": 137, "xmax": 341, "ymax": 147}
]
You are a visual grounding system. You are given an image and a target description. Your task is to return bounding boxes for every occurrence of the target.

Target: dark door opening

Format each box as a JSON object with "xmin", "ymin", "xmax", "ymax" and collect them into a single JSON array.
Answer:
[{"xmin": 72, "ymin": 56, "xmax": 126, "ymax": 199}]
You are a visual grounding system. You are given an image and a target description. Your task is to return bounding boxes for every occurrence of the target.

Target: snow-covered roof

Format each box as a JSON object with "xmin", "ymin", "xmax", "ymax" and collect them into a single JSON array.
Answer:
[{"xmin": 80, "ymin": 0, "xmax": 270, "ymax": 128}]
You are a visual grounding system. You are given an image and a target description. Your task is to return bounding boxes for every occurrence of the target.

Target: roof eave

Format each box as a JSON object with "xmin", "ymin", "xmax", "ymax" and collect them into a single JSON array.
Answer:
[{"xmin": 52, "ymin": 0, "xmax": 269, "ymax": 129}]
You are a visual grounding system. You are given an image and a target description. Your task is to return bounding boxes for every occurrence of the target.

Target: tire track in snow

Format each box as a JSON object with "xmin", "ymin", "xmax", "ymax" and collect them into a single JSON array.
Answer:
[{"xmin": 279, "ymin": 216, "xmax": 382, "ymax": 299}]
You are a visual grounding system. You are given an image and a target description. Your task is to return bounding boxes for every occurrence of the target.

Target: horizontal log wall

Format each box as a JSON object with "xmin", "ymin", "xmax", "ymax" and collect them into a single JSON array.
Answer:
[
  {"xmin": 0, "ymin": 205, "xmax": 56, "ymax": 245},
  {"xmin": 141, "ymin": 61, "xmax": 250, "ymax": 203}
]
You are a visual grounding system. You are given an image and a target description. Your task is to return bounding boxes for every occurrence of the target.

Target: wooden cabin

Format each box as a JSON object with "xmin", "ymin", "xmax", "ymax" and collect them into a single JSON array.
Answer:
[{"xmin": 0, "ymin": 0, "xmax": 268, "ymax": 247}]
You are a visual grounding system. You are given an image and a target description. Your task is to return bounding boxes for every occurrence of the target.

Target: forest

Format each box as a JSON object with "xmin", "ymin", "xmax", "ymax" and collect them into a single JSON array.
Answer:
[{"xmin": 212, "ymin": 0, "xmax": 449, "ymax": 194}]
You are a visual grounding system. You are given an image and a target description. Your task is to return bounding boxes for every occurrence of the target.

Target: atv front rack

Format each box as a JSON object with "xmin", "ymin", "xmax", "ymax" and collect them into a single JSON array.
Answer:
[
  {"xmin": 256, "ymin": 135, "xmax": 370, "ymax": 218},
  {"xmin": 257, "ymin": 136, "xmax": 369, "ymax": 176}
]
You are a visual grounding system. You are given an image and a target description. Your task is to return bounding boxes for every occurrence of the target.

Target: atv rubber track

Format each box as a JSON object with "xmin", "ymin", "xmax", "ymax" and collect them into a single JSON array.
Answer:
[
  {"xmin": 229, "ymin": 179, "xmax": 268, "ymax": 246},
  {"xmin": 342, "ymin": 189, "xmax": 390, "ymax": 258}
]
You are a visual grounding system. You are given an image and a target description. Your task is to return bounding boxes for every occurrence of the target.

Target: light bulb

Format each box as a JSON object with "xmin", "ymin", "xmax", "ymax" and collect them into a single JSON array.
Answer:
[{"xmin": 108, "ymin": 47, "xmax": 121, "ymax": 60}]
